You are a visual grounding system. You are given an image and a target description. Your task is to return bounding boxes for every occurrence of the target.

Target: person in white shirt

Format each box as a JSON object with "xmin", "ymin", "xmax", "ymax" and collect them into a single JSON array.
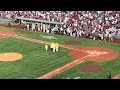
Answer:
[
  {"xmin": 46, "ymin": 26, "xmax": 49, "ymax": 33},
  {"xmin": 77, "ymin": 30, "xmax": 80, "ymax": 37},
  {"xmin": 27, "ymin": 23, "xmax": 29, "ymax": 30},
  {"xmin": 92, "ymin": 29, "xmax": 96, "ymax": 40},
  {"xmin": 70, "ymin": 29, "xmax": 73, "ymax": 36},
  {"xmin": 99, "ymin": 32, "xmax": 104, "ymax": 40},
  {"xmin": 67, "ymin": 27, "xmax": 70, "ymax": 36},
  {"xmin": 104, "ymin": 31, "xmax": 107, "ymax": 42},
  {"xmin": 60, "ymin": 26, "xmax": 63, "ymax": 35},
  {"xmin": 37, "ymin": 23, "xmax": 40, "ymax": 32},
  {"xmin": 108, "ymin": 31, "xmax": 114, "ymax": 42},
  {"xmin": 32, "ymin": 23, "xmax": 35, "ymax": 31}
]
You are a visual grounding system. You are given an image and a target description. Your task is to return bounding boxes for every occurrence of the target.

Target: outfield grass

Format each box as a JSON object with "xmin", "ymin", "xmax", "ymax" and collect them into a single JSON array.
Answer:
[{"xmin": 0, "ymin": 26, "xmax": 120, "ymax": 79}]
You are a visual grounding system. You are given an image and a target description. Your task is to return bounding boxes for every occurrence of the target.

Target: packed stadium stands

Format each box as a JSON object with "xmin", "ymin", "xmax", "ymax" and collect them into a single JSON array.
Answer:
[{"xmin": 0, "ymin": 11, "xmax": 120, "ymax": 41}]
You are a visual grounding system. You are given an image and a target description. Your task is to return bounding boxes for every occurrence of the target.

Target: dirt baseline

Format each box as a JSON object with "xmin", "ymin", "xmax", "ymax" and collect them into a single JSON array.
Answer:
[
  {"xmin": 15, "ymin": 30, "xmax": 32, "ymax": 34},
  {"xmin": 64, "ymin": 41, "xmax": 81, "ymax": 45},
  {"xmin": 0, "ymin": 23, "xmax": 24, "ymax": 29},
  {"xmin": 0, "ymin": 30, "xmax": 16, "ymax": 38},
  {"xmin": 70, "ymin": 46, "xmax": 119, "ymax": 62}
]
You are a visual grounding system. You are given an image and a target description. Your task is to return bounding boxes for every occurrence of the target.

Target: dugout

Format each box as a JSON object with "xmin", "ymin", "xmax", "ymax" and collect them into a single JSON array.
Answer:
[
  {"xmin": 0, "ymin": 18, "xmax": 15, "ymax": 27},
  {"xmin": 15, "ymin": 17, "xmax": 64, "ymax": 33}
]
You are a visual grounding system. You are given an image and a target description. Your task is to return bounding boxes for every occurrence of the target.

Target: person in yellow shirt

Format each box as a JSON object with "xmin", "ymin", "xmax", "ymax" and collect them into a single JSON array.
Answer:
[
  {"xmin": 55, "ymin": 42, "xmax": 59, "ymax": 52},
  {"xmin": 53, "ymin": 42, "xmax": 56, "ymax": 53},
  {"xmin": 50, "ymin": 42, "xmax": 54, "ymax": 51},
  {"xmin": 45, "ymin": 45, "xmax": 48, "ymax": 51}
]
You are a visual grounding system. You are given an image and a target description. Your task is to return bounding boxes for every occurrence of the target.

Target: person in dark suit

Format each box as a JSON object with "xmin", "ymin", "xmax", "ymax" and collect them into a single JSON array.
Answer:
[{"xmin": 107, "ymin": 73, "xmax": 112, "ymax": 79}]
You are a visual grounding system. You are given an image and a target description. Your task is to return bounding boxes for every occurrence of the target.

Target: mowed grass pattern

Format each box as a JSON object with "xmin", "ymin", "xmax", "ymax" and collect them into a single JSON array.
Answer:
[
  {"xmin": 0, "ymin": 26, "xmax": 120, "ymax": 79},
  {"xmin": 0, "ymin": 37, "xmax": 74, "ymax": 79},
  {"xmin": 51, "ymin": 42, "xmax": 120, "ymax": 79}
]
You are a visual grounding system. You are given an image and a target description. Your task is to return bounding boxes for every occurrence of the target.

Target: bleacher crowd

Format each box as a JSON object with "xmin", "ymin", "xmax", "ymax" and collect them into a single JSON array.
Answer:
[{"xmin": 1, "ymin": 11, "xmax": 120, "ymax": 42}]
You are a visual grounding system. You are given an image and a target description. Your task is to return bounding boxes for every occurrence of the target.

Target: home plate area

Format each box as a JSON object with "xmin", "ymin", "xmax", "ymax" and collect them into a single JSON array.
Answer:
[{"xmin": 70, "ymin": 46, "xmax": 119, "ymax": 62}]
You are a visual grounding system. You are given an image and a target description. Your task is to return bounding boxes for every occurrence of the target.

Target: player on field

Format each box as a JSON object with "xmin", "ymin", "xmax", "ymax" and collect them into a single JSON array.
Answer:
[
  {"xmin": 55, "ymin": 42, "xmax": 59, "ymax": 52},
  {"xmin": 45, "ymin": 45, "xmax": 48, "ymax": 51},
  {"xmin": 50, "ymin": 42, "xmax": 54, "ymax": 51},
  {"xmin": 53, "ymin": 43, "xmax": 56, "ymax": 53}
]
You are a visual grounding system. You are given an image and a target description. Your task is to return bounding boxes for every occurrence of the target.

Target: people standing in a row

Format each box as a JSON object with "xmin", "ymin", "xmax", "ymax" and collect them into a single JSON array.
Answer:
[
  {"xmin": 50, "ymin": 42, "xmax": 59, "ymax": 53},
  {"xmin": 45, "ymin": 42, "xmax": 59, "ymax": 52},
  {"xmin": 20, "ymin": 19, "xmax": 118, "ymax": 44}
]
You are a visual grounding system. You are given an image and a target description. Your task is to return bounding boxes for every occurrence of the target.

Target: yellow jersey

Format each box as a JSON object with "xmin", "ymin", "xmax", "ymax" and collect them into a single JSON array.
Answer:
[
  {"xmin": 45, "ymin": 45, "xmax": 48, "ymax": 49},
  {"xmin": 56, "ymin": 43, "xmax": 59, "ymax": 48}
]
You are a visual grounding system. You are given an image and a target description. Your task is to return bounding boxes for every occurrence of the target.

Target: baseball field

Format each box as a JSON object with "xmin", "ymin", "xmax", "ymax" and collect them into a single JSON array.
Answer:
[{"xmin": 0, "ymin": 23, "xmax": 120, "ymax": 79}]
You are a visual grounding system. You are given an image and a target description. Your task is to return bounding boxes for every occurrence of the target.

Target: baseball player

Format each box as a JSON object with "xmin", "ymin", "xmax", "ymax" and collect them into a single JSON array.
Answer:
[
  {"xmin": 45, "ymin": 45, "xmax": 48, "ymax": 51},
  {"xmin": 50, "ymin": 42, "xmax": 54, "ymax": 51},
  {"xmin": 55, "ymin": 42, "xmax": 59, "ymax": 52},
  {"xmin": 53, "ymin": 43, "xmax": 56, "ymax": 53}
]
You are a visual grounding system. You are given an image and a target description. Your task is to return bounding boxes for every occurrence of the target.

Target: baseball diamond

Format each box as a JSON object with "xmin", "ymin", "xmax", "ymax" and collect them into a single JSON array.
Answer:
[{"xmin": 0, "ymin": 11, "xmax": 120, "ymax": 79}]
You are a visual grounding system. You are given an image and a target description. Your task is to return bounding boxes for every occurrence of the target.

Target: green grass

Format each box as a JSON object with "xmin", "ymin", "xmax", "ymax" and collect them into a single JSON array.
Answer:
[
  {"xmin": 0, "ymin": 38, "xmax": 74, "ymax": 79},
  {"xmin": 0, "ymin": 26, "xmax": 120, "ymax": 79}
]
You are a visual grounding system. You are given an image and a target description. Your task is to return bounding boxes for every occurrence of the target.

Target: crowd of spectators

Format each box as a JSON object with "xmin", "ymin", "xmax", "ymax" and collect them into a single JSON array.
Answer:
[{"xmin": 1, "ymin": 11, "xmax": 120, "ymax": 42}]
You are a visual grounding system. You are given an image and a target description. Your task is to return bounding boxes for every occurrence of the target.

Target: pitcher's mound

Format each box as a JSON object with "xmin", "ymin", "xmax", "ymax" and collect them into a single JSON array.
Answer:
[
  {"xmin": 80, "ymin": 64, "xmax": 103, "ymax": 73},
  {"xmin": 0, "ymin": 52, "xmax": 23, "ymax": 62},
  {"xmin": 64, "ymin": 41, "xmax": 81, "ymax": 45}
]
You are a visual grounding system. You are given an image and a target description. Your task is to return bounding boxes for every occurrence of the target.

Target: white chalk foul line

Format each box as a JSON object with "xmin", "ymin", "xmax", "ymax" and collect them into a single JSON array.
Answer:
[{"xmin": 37, "ymin": 54, "xmax": 90, "ymax": 79}]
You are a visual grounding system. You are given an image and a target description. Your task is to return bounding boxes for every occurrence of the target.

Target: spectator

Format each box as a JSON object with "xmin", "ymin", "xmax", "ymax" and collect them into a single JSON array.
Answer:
[{"xmin": 0, "ymin": 11, "xmax": 119, "ymax": 43}]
